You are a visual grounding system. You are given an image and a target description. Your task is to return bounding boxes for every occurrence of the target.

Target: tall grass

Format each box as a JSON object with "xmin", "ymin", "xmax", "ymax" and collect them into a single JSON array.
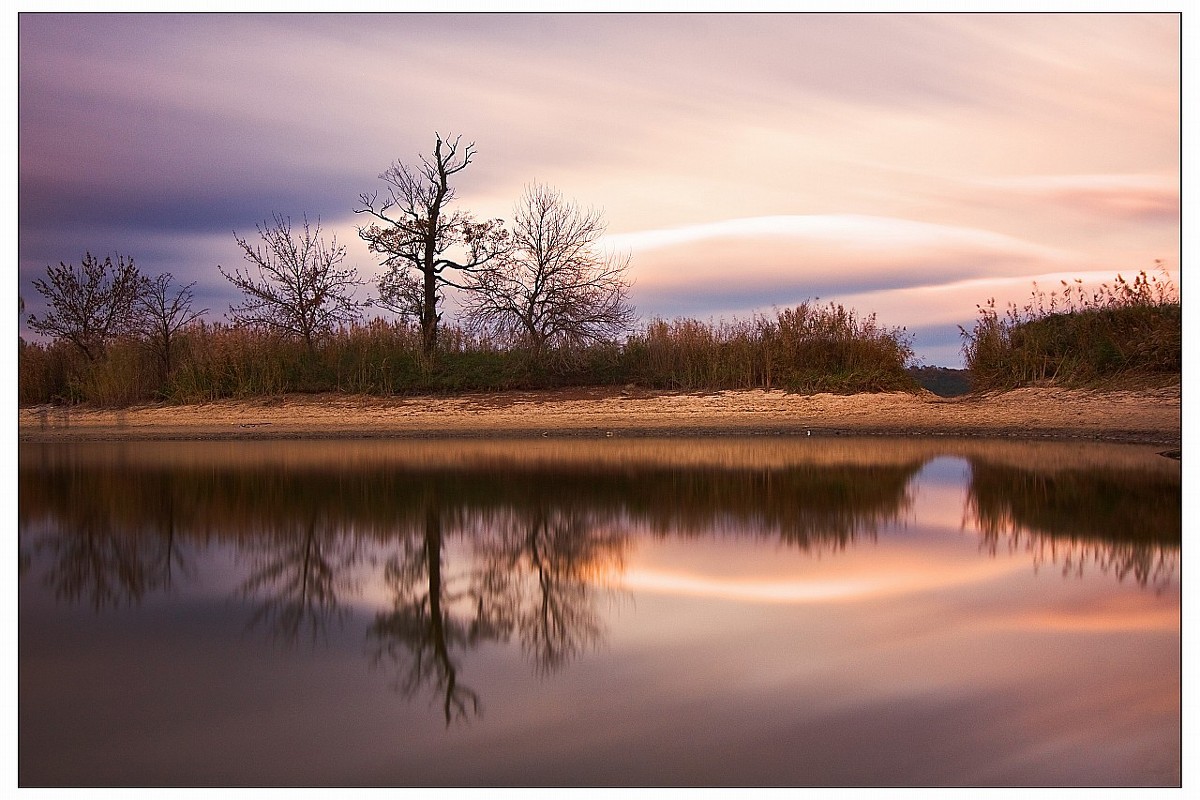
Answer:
[
  {"xmin": 623, "ymin": 302, "xmax": 915, "ymax": 393},
  {"xmin": 18, "ymin": 302, "xmax": 918, "ymax": 406},
  {"xmin": 961, "ymin": 265, "xmax": 1181, "ymax": 391},
  {"xmin": 18, "ymin": 335, "xmax": 158, "ymax": 406}
]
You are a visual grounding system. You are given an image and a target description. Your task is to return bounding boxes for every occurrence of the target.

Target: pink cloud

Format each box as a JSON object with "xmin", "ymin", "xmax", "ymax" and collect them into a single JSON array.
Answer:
[
  {"xmin": 977, "ymin": 174, "xmax": 1179, "ymax": 222},
  {"xmin": 609, "ymin": 214, "xmax": 1077, "ymax": 298}
]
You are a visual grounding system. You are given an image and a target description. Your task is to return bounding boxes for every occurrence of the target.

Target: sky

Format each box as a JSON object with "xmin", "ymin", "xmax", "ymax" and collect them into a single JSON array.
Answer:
[{"xmin": 14, "ymin": 9, "xmax": 1184, "ymax": 367}]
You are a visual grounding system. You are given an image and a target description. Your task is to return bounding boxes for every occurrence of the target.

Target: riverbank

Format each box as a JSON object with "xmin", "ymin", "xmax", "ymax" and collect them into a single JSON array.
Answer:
[{"xmin": 16, "ymin": 385, "xmax": 1183, "ymax": 446}]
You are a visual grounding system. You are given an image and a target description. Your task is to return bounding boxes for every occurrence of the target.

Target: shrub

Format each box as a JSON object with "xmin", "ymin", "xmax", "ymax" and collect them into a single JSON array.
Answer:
[{"xmin": 961, "ymin": 265, "xmax": 1181, "ymax": 391}]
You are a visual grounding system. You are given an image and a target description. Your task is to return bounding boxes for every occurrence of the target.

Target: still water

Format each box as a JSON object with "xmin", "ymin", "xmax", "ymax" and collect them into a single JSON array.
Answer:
[{"xmin": 18, "ymin": 437, "xmax": 1180, "ymax": 787}]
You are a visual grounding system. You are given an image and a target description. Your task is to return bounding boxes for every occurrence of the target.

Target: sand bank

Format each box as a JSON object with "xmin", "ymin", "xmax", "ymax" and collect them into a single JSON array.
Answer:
[{"xmin": 17, "ymin": 386, "xmax": 1182, "ymax": 446}]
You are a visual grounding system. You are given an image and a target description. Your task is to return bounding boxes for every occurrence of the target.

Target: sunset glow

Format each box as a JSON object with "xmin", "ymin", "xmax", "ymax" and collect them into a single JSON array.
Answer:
[{"xmin": 617, "ymin": 561, "xmax": 1026, "ymax": 604}]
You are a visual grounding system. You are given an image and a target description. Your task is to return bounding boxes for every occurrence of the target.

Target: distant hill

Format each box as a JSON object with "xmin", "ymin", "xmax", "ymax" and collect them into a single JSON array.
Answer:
[{"xmin": 907, "ymin": 366, "xmax": 971, "ymax": 397}]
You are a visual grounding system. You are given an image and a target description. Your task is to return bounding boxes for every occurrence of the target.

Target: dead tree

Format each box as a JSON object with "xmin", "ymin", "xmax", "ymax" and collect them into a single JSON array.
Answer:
[{"xmin": 355, "ymin": 133, "xmax": 508, "ymax": 356}]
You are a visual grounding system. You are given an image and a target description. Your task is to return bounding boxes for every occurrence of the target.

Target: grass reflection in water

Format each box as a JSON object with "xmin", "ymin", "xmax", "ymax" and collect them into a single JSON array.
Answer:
[{"xmin": 966, "ymin": 459, "xmax": 1180, "ymax": 590}]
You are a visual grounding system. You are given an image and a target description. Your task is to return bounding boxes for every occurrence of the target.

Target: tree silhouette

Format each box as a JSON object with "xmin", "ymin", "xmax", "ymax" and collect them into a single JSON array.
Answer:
[
  {"xmin": 356, "ymin": 132, "xmax": 509, "ymax": 356},
  {"xmin": 219, "ymin": 214, "xmax": 365, "ymax": 352},
  {"xmin": 28, "ymin": 252, "xmax": 147, "ymax": 361},
  {"xmin": 138, "ymin": 272, "xmax": 207, "ymax": 379},
  {"xmin": 462, "ymin": 183, "xmax": 635, "ymax": 359}
]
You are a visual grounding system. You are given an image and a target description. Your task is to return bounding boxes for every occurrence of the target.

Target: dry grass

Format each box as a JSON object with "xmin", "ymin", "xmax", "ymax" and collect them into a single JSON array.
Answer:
[
  {"xmin": 20, "ymin": 302, "xmax": 917, "ymax": 405},
  {"xmin": 961, "ymin": 265, "xmax": 1180, "ymax": 391}
]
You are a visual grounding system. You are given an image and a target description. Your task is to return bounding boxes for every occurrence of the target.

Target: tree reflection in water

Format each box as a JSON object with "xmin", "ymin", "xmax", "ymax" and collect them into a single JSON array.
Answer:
[
  {"xmin": 475, "ymin": 506, "xmax": 625, "ymax": 676},
  {"xmin": 35, "ymin": 521, "xmax": 180, "ymax": 611},
  {"xmin": 237, "ymin": 511, "xmax": 364, "ymax": 645},
  {"xmin": 31, "ymin": 482, "xmax": 188, "ymax": 611},
  {"xmin": 368, "ymin": 505, "xmax": 504, "ymax": 724},
  {"xmin": 19, "ymin": 438, "xmax": 1179, "ymax": 727},
  {"xmin": 368, "ymin": 502, "xmax": 627, "ymax": 723}
]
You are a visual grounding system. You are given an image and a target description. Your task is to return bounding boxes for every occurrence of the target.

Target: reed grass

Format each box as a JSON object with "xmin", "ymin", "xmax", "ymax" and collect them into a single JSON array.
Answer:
[
  {"xmin": 960, "ymin": 265, "xmax": 1181, "ymax": 391},
  {"xmin": 622, "ymin": 303, "xmax": 916, "ymax": 393},
  {"xmin": 19, "ymin": 302, "xmax": 918, "ymax": 405}
]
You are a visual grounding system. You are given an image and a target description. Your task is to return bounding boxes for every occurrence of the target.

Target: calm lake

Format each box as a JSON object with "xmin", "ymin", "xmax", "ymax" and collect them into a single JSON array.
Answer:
[{"xmin": 18, "ymin": 437, "xmax": 1181, "ymax": 787}]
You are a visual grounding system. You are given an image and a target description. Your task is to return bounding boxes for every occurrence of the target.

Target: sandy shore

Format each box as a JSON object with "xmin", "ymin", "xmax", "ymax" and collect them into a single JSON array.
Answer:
[{"xmin": 17, "ymin": 385, "xmax": 1183, "ymax": 446}]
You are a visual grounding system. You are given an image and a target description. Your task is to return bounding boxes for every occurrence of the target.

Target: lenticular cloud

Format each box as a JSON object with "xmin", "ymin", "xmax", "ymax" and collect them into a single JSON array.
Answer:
[{"xmin": 610, "ymin": 214, "xmax": 1076, "ymax": 297}]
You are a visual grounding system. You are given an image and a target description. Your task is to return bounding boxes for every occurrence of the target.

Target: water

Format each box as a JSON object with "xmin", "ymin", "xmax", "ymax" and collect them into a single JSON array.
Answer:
[{"xmin": 18, "ymin": 437, "xmax": 1181, "ymax": 787}]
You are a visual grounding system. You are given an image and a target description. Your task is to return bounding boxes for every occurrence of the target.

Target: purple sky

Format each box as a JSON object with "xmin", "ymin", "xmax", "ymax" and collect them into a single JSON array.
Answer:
[{"xmin": 16, "ymin": 11, "xmax": 1182, "ymax": 366}]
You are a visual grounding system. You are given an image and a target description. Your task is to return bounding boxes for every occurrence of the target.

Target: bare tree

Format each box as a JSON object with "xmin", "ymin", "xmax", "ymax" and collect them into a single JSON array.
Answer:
[
  {"xmin": 139, "ymin": 272, "xmax": 207, "ymax": 378},
  {"xmin": 355, "ymin": 133, "xmax": 509, "ymax": 356},
  {"xmin": 461, "ymin": 184, "xmax": 635, "ymax": 358},
  {"xmin": 27, "ymin": 252, "xmax": 147, "ymax": 361},
  {"xmin": 218, "ymin": 214, "xmax": 365, "ymax": 351}
]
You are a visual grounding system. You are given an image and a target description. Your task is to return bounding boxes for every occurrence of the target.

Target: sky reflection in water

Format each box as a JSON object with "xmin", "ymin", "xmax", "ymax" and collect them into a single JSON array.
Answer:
[{"xmin": 18, "ymin": 438, "xmax": 1180, "ymax": 787}]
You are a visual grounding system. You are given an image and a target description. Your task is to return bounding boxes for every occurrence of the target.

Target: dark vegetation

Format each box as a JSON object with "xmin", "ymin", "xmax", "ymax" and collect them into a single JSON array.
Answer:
[
  {"xmin": 17, "ymin": 304, "xmax": 917, "ymax": 405},
  {"xmin": 22, "ymin": 261, "xmax": 1180, "ymax": 407},
  {"xmin": 960, "ymin": 265, "xmax": 1181, "ymax": 391},
  {"xmin": 15, "ymin": 132, "xmax": 901, "ymax": 404},
  {"xmin": 21, "ymin": 262, "xmax": 1183, "ymax": 406},
  {"xmin": 907, "ymin": 366, "xmax": 971, "ymax": 397}
]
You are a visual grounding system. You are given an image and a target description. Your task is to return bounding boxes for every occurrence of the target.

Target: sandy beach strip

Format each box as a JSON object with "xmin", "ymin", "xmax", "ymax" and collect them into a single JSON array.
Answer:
[{"xmin": 17, "ymin": 385, "xmax": 1182, "ymax": 446}]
